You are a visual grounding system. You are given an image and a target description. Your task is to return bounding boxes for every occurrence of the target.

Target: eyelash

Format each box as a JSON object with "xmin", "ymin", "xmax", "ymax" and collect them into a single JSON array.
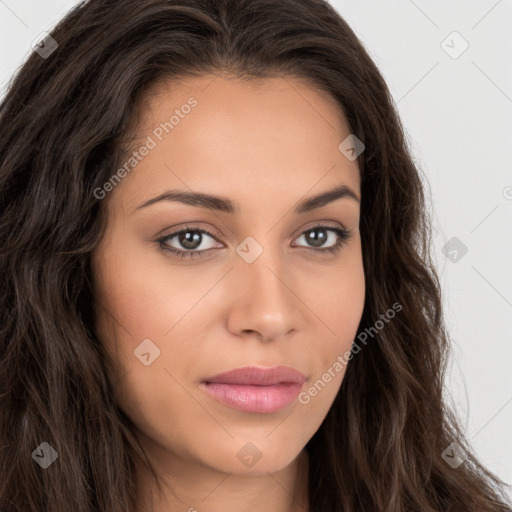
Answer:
[{"xmin": 156, "ymin": 224, "xmax": 352, "ymax": 260}]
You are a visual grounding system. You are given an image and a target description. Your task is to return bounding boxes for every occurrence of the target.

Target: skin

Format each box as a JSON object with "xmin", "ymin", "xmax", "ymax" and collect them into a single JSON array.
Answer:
[{"xmin": 92, "ymin": 73, "xmax": 365, "ymax": 512}]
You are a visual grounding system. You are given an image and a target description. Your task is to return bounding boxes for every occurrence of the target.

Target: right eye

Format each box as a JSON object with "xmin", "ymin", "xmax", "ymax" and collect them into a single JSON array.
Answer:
[{"xmin": 156, "ymin": 226, "xmax": 223, "ymax": 259}]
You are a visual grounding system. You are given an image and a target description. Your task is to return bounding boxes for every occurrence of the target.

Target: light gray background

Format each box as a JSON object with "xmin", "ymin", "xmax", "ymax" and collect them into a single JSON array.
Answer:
[{"xmin": 1, "ymin": 0, "xmax": 511, "ymax": 496}]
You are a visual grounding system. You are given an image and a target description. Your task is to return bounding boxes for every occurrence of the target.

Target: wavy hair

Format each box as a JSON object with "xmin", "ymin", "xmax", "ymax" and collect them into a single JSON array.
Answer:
[{"xmin": 0, "ymin": 0, "xmax": 510, "ymax": 511}]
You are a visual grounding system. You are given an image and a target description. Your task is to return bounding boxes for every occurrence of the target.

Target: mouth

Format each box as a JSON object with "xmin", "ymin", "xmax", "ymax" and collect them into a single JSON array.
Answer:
[{"xmin": 200, "ymin": 365, "xmax": 306, "ymax": 414}]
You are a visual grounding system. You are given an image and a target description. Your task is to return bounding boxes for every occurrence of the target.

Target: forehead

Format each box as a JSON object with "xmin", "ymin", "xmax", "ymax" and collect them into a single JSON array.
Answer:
[
  {"xmin": 115, "ymin": 74, "xmax": 360, "ymax": 210},
  {"xmin": 135, "ymin": 73, "xmax": 351, "ymax": 141}
]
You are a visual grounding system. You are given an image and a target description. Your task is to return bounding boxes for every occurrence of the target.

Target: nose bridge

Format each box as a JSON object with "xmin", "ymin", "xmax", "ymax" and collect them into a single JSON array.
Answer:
[
  {"xmin": 243, "ymin": 248, "xmax": 286, "ymax": 303},
  {"xmin": 228, "ymin": 233, "xmax": 301, "ymax": 340}
]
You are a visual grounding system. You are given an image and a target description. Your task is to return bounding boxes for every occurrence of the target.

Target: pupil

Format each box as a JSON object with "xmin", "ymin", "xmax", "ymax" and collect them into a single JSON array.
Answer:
[
  {"xmin": 306, "ymin": 228, "xmax": 326, "ymax": 247},
  {"xmin": 179, "ymin": 230, "xmax": 202, "ymax": 249}
]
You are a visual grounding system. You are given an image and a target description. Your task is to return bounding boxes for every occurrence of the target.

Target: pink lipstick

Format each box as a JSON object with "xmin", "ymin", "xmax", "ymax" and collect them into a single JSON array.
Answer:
[{"xmin": 200, "ymin": 366, "xmax": 306, "ymax": 413}]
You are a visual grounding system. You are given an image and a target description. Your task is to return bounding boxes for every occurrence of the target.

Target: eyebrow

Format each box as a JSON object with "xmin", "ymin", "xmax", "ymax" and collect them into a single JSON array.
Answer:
[{"xmin": 133, "ymin": 184, "xmax": 360, "ymax": 215}]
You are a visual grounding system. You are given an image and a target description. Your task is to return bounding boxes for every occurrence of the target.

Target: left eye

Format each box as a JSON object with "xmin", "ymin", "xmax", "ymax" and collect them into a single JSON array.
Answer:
[
  {"xmin": 157, "ymin": 225, "xmax": 351, "ymax": 259},
  {"xmin": 293, "ymin": 227, "xmax": 345, "ymax": 250}
]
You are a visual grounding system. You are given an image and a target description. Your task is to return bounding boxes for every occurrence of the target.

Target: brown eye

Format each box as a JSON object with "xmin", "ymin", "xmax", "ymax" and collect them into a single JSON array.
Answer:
[
  {"xmin": 157, "ymin": 226, "xmax": 222, "ymax": 259},
  {"xmin": 293, "ymin": 226, "xmax": 351, "ymax": 254}
]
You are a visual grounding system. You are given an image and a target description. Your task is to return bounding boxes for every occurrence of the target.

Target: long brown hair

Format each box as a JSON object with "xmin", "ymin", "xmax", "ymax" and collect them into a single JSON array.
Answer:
[{"xmin": 0, "ymin": 1, "xmax": 510, "ymax": 511}]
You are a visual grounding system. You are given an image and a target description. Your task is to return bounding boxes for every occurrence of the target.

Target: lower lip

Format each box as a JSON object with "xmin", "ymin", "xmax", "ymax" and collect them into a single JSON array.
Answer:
[{"xmin": 199, "ymin": 382, "xmax": 303, "ymax": 413}]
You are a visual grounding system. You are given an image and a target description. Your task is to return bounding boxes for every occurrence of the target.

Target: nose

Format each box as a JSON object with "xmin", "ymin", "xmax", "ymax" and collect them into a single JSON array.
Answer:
[{"xmin": 226, "ymin": 248, "xmax": 305, "ymax": 343}]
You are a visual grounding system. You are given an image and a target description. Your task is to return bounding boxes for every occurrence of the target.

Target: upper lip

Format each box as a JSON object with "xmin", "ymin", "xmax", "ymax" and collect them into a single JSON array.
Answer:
[{"xmin": 202, "ymin": 366, "xmax": 306, "ymax": 386}]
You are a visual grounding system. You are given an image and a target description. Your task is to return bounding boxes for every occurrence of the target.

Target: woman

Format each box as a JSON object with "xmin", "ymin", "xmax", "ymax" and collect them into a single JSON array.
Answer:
[{"xmin": 0, "ymin": 0, "xmax": 510, "ymax": 511}]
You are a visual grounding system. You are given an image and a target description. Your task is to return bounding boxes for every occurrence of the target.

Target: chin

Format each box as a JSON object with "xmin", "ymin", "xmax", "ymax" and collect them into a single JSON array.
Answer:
[{"xmin": 198, "ymin": 438, "xmax": 305, "ymax": 476}]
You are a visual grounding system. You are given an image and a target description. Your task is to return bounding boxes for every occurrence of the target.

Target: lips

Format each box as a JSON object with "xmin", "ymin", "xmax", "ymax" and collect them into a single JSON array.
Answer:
[
  {"xmin": 202, "ymin": 365, "xmax": 306, "ymax": 386},
  {"xmin": 200, "ymin": 366, "xmax": 306, "ymax": 413}
]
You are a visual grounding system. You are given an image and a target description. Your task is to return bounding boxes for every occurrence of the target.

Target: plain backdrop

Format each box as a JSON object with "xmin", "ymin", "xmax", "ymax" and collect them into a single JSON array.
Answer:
[{"xmin": 1, "ymin": 0, "xmax": 511, "ymax": 497}]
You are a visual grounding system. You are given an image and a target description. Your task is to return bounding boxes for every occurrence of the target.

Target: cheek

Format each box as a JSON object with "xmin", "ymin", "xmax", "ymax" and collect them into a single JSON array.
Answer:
[
  {"xmin": 113, "ymin": 359, "xmax": 200, "ymax": 455},
  {"xmin": 306, "ymin": 242, "xmax": 365, "ymax": 353},
  {"xmin": 92, "ymin": 237, "xmax": 224, "ymax": 423},
  {"xmin": 92, "ymin": 244, "xmax": 211, "ymax": 451},
  {"xmin": 300, "ymin": 243, "xmax": 365, "ymax": 405},
  {"xmin": 93, "ymin": 234, "xmax": 210, "ymax": 345}
]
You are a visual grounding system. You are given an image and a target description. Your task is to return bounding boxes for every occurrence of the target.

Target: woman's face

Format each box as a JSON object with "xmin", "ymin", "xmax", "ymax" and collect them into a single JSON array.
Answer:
[{"xmin": 92, "ymin": 74, "xmax": 365, "ymax": 477}]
